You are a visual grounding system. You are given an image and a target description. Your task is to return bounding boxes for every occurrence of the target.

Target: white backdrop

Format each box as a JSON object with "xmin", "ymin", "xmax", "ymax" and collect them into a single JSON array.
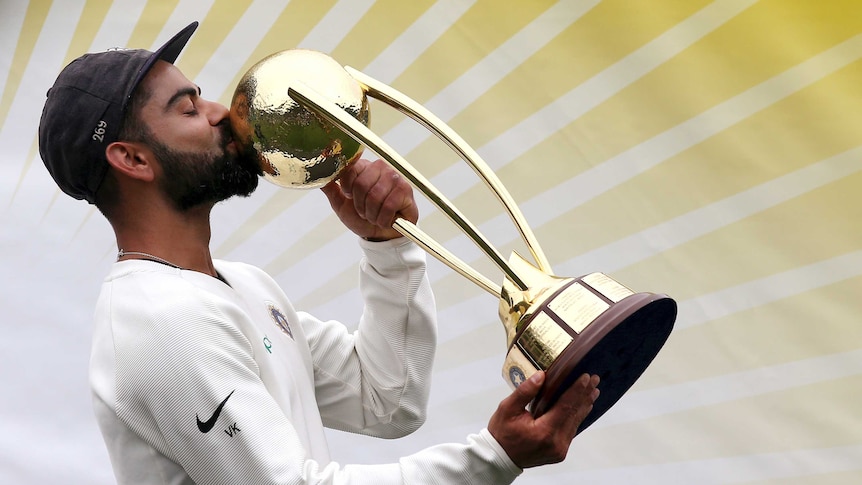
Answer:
[{"xmin": 2, "ymin": 1, "xmax": 862, "ymax": 484}]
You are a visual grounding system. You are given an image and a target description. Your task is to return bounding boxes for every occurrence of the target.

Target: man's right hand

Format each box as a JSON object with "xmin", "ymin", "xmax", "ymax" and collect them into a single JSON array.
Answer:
[
  {"xmin": 487, "ymin": 371, "xmax": 600, "ymax": 469},
  {"xmin": 321, "ymin": 158, "xmax": 417, "ymax": 242}
]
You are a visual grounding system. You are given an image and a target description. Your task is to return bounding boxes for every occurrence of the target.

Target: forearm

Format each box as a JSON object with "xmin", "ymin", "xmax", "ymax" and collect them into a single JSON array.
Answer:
[{"xmin": 309, "ymin": 238, "xmax": 438, "ymax": 437}]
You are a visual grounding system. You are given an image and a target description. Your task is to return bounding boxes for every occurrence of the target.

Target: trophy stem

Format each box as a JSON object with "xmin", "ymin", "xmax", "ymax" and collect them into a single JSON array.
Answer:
[
  {"xmin": 346, "ymin": 67, "xmax": 554, "ymax": 275},
  {"xmin": 289, "ymin": 83, "xmax": 530, "ymax": 291}
]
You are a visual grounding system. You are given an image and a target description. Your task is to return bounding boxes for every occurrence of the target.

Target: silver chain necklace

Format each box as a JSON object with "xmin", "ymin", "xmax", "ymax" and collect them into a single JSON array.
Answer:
[{"xmin": 117, "ymin": 249, "xmax": 183, "ymax": 269}]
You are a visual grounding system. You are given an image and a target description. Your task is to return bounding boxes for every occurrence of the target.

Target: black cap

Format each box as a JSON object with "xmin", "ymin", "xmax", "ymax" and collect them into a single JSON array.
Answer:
[{"xmin": 38, "ymin": 21, "xmax": 199, "ymax": 204}]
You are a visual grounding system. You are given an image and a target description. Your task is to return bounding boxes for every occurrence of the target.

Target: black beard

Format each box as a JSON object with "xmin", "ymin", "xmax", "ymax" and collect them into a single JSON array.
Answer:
[{"xmin": 153, "ymin": 123, "xmax": 261, "ymax": 211}]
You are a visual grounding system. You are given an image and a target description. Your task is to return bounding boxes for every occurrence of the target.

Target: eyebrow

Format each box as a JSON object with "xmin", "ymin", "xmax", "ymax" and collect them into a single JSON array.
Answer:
[{"xmin": 165, "ymin": 85, "xmax": 202, "ymax": 112}]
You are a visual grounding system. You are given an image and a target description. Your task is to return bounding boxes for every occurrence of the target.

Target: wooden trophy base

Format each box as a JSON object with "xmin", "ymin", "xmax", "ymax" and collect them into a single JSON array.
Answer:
[{"xmin": 528, "ymin": 291, "xmax": 676, "ymax": 432}]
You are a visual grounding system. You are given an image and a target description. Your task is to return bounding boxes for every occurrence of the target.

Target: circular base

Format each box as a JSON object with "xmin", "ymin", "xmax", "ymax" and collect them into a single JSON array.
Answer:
[{"xmin": 530, "ymin": 295, "xmax": 676, "ymax": 432}]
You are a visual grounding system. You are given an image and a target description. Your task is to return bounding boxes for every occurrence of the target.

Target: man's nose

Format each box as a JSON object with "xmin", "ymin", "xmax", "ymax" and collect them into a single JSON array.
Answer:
[{"xmin": 204, "ymin": 99, "xmax": 230, "ymax": 125}]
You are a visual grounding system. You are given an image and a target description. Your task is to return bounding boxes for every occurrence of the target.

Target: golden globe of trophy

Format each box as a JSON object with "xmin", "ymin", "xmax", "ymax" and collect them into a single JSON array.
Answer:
[{"xmin": 230, "ymin": 49, "xmax": 677, "ymax": 431}]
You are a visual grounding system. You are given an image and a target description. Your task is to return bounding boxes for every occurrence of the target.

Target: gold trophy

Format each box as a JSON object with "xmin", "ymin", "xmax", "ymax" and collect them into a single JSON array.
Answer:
[{"xmin": 230, "ymin": 49, "xmax": 677, "ymax": 431}]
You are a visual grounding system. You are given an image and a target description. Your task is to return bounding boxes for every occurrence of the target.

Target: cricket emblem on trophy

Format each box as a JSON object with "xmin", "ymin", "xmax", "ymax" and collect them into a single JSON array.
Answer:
[{"xmin": 229, "ymin": 49, "xmax": 677, "ymax": 431}]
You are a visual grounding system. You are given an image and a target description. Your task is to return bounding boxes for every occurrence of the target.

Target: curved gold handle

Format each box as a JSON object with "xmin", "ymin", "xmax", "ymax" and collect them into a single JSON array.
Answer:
[{"xmin": 346, "ymin": 67, "xmax": 553, "ymax": 275}]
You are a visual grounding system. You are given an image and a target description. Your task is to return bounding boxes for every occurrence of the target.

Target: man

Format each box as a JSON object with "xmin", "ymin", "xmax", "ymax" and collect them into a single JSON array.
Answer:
[{"xmin": 38, "ymin": 21, "xmax": 599, "ymax": 484}]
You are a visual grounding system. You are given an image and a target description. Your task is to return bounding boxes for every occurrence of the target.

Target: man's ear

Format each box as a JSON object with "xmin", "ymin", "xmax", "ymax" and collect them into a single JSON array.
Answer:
[{"xmin": 105, "ymin": 141, "xmax": 155, "ymax": 182}]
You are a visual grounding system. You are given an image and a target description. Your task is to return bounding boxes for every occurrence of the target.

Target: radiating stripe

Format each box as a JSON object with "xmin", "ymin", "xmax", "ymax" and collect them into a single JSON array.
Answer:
[
  {"xmin": 431, "ymin": 251, "xmax": 862, "ymax": 374},
  {"xmin": 560, "ymin": 378, "xmax": 862, "ymax": 473},
  {"xmin": 0, "ymin": 5, "xmax": 54, "ymax": 215},
  {"xmin": 557, "ymin": 146, "xmax": 862, "ymax": 277},
  {"xmin": 89, "ymin": 0, "xmax": 148, "ymax": 50},
  {"xmin": 211, "ymin": 0, "xmax": 341, "ymax": 105},
  {"xmin": 386, "ymin": 0, "xmax": 566, "ymax": 106},
  {"xmin": 614, "ymin": 174, "xmax": 862, "ymax": 301},
  {"xmin": 379, "ymin": 0, "xmax": 602, "ymax": 156},
  {"xmin": 1, "ymin": 0, "xmax": 86, "ymax": 206},
  {"xmin": 416, "ymin": 0, "xmax": 860, "ymax": 246},
  {"xmin": 356, "ymin": 0, "xmax": 474, "ymax": 83},
  {"xmin": 594, "ymin": 349, "xmax": 862, "ymax": 428},
  {"xmin": 193, "ymin": 0, "xmax": 291, "ymax": 102},
  {"xmin": 422, "ymin": 32, "xmax": 862, "ymax": 298},
  {"xmin": 0, "ymin": 1, "xmax": 29, "ymax": 98},
  {"xmin": 170, "ymin": 0, "xmax": 248, "ymax": 82},
  {"xmin": 676, "ymin": 251, "xmax": 862, "ymax": 330},
  {"xmin": 642, "ymin": 275, "xmax": 862, "ymax": 388},
  {"xmin": 125, "ymin": 0, "xmax": 181, "ymax": 51},
  {"xmin": 403, "ymin": 0, "xmax": 754, "ymax": 218},
  {"xmin": 0, "ymin": 0, "xmax": 49, "ymax": 135},
  {"xmin": 423, "ymin": 0, "xmax": 715, "ymax": 168},
  {"xmin": 297, "ymin": 0, "xmax": 376, "ymax": 52},
  {"xmin": 531, "ymin": 445, "xmax": 862, "ymax": 484}
]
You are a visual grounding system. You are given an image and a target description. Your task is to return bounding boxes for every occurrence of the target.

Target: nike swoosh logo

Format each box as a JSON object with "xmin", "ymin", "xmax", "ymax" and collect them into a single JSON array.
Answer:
[{"xmin": 196, "ymin": 390, "xmax": 235, "ymax": 433}]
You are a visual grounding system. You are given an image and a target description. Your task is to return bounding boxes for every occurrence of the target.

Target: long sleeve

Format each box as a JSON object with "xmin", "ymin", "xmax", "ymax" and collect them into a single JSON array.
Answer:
[{"xmin": 302, "ymin": 238, "xmax": 438, "ymax": 438}]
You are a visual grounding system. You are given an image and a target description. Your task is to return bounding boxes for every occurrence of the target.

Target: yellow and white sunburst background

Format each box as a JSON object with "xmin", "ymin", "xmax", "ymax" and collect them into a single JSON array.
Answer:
[{"xmin": 2, "ymin": 1, "xmax": 861, "ymax": 484}]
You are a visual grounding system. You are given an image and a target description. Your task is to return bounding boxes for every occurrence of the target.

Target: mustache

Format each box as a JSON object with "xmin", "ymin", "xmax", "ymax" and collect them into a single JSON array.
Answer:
[
  {"xmin": 219, "ymin": 119, "xmax": 263, "ymax": 176},
  {"xmin": 217, "ymin": 120, "xmax": 232, "ymax": 148}
]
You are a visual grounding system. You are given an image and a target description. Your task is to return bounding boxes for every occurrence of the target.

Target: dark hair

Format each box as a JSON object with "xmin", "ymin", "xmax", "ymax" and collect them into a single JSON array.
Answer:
[{"xmin": 117, "ymin": 84, "xmax": 153, "ymax": 143}]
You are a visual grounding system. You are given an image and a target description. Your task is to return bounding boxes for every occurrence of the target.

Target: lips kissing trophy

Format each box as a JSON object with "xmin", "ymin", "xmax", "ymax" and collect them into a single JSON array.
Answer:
[{"xmin": 229, "ymin": 49, "xmax": 677, "ymax": 431}]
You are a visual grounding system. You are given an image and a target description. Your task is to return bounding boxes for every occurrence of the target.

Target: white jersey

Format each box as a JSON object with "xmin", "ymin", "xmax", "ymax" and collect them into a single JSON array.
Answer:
[{"xmin": 90, "ymin": 239, "xmax": 521, "ymax": 484}]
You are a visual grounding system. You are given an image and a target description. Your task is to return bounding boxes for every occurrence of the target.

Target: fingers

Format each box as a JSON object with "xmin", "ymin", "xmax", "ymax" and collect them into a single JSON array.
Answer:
[
  {"xmin": 538, "ymin": 373, "xmax": 600, "ymax": 433},
  {"xmin": 339, "ymin": 158, "xmax": 416, "ymax": 228}
]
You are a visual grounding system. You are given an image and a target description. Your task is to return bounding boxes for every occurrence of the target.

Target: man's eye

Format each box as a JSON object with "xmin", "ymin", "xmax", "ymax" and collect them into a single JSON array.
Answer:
[{"xmin": 182, "ymin": 99, "xmax": 198, "ymax": 115}]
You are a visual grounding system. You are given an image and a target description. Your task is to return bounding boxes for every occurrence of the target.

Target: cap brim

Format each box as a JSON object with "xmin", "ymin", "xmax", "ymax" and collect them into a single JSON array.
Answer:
[{"xmin": 123, "ymin": 21, "xmax": 199, "ymax": 110}]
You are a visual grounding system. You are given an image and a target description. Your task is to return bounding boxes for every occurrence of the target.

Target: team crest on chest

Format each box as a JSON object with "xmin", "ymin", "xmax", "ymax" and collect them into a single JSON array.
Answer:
[{"xmin": 267, "ymin": 303, "xmax": 294, "ymax": 339}]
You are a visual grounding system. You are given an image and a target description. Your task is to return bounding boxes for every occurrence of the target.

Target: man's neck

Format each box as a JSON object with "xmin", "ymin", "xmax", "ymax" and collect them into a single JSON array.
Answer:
[{"xmin": 113, "ymin": 203, "xmax": 219, "ymax": 278}]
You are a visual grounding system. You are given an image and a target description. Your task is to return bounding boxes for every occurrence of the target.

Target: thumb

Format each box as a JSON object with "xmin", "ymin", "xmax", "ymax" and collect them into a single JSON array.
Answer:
[
  {"xmin": 503, "ymin": 371, "xmax": 545, "ymax": 414},
  {"xmin": 320, "ymin": 180, "xmax": 347, "ymax": 208}
]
